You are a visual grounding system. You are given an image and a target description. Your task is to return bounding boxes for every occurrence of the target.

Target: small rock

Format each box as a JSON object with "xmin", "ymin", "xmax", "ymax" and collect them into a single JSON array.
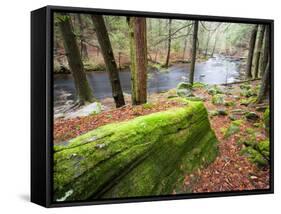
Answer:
[
  {"xmin": 245, "ymin": 112, "xmax": 260, "ymax": 121},
  {"xmin": 217, "ymin": 109, "xmax": 228, "ymax": 116}
]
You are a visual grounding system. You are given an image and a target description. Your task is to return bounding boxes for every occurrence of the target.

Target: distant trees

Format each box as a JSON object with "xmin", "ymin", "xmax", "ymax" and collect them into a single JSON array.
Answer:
[
  {"xmin": 77, "ymin": 14, "xmax": 89, "ymax": 60},
  {"xmin": 246, "ymin": 25, "xmax": 258, "ymax": 79},
  {"xmin": 57, "ymin": 14, "xmax": 94, "ymax": 104},
  {"xmin": 91, "ymin": 15, "xmax": 125, "ymax": 108},
  {"xmin": 128, "ymin": 17, "xmax": 148, "ymax": 105},
  {"xmin": 189, "ymin": 21, "xmax": 199, "ymax": 85},
  {"xmin": 164, "ymin": 19, "xmax": 172, "ymax": 68}
]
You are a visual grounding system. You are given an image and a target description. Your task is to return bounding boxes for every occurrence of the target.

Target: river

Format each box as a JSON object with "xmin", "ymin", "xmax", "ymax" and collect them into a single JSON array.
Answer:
[{"xmin": 54, "ymin": 55, "xmax": 241, "ymax": 108}]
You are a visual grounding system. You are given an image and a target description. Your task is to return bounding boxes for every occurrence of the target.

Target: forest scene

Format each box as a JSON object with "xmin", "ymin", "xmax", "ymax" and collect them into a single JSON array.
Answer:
[{"xmin": 53, "ymin": 12, "xmax": 271, "ymax": 202}]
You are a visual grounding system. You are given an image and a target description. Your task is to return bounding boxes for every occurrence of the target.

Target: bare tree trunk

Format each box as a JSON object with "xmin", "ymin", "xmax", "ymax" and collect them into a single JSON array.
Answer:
[
  {"xmin": 77, "ymin": 14, "xmax": 89, "ymax": 60},
  {"xmin": 246, "ymin": 25, "xmax": 258, "ymax": 79},
  {"xmin": 257, "ymin": 57, "xmax": 270, "ymax": 103},
  {"xmin": 211, "ymin": 31, "xmax": 218, "ymax": 57},
  {"xmin": 58, "ymin": 14, "xmax": 94, "ymax": 104},
  {"xmin": 189, "ymin": 21, "xmax": 199, "ymax": 85},
  {"xmin": 182, "ymin": 26, "xmax": 190, "ymax": 60},
  {"xmin": 253, "ymin": 25, "xmax": 265, "ymax": 78},
  {"xmin": 128, "ymin": 17, "xmax": 148, "ymax": 105},
  {"xmin": 91, "ymin": 15, "xmax": 125, "ymax": 108},
  {"xmin": 164, "ymin": 19, "xmax": 172, "ymax": 68},
  {"xmin": 204, "ymin": 31, "xmax": 211, "ymax": 57},
  {"xmin": 260, "ymin": 25, "xmax": 270, "ymax": 77}
]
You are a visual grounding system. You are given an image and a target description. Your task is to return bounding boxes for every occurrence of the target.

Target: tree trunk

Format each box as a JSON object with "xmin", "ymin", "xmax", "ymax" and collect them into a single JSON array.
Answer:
[
  {"xmin": 211, "ymin": 32, "xmax": 218, "ymax": 57},
  {"xmin": 164, "ymin": 19, "xmax": 172, "ymax": 68},
  {"xmin": 77, "ymin": 14, "xmax": 89, "ymax": 60},
  {"xmin": 246, "ymin": 25, "xmax": 258, "ymax": 79},
  {"xmin": 257, "ymin": 58, "xmax": 270, "ymax": 103},
  {"xmin": 253, "ymin": 25, "xmax": 265, "ymax": 78},
  {"xmin": 128, "ymin": 17, "xmax": 148, "ymax": 105},
  {"xmin": 260, "ymin": 25, "xmax": 270, "ymax": 77},
  {"xmin": 58, "ymin": 14, "xmax": 94, "ymax": 104},
  {"xmin": 189, "ymin": 21, "xmax": 199, "ymax": 85},
  {"xmin": 182, "ymin": 26, "xmax": 189, "ymax": 60},
  {"xmin": 204, "ymin": 31, "xmax": 211, "ymax": 57},
  {"xmin": 91, "ymin": 15, "xmax": 125, "ymax": 108}
]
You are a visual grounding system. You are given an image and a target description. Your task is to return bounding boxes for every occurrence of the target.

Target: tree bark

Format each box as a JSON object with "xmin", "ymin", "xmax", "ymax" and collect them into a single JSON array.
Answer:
[
  {"xmin": 260, "ymin": 25, "xmax": 270, "ymax": 77},
  {"xmin": 211, "ymin": 31, "xmax": 218, "ymax": 57},
  {"xmin": 253, "ymin": 25, "xmax": 265, "ymax": 78},
  {"xmin": 164, "ymin": 19, "xmax": 172, "ymax": 68},
  {"xmin": 91, "ymin": 15, "xmax": 125, "ymax": 108},
  {"xmin": 189, "ymin": 21, "xmax": 199, "ymax": 85},
  {"xmin": 246, "ymin": 25, "xmax": 258, "ymax": 79},
  {"xmin": 58, "ymin": 14, "xmax": 94, "ymax": 104},
  {"xmin": 128, "ymin": 17, "xmax": 148, "ymax": 105},
  {"xmin": 204, "ymin": 31, "xmax": 211, "ymax": 57},
  {"xmin": 77, "ymin": 14, "xmax": 89, "ymax": 61},
  {"xmin": 257, "ymin": 58, "xmax": 270, "ymax": 103}
]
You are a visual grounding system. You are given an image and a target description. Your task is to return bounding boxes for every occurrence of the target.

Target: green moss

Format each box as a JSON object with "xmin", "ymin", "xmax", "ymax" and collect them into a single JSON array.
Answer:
[
  {"xmin": 257, "ymin": 140, "xmax": 269, "ymax": 159},
  {"xmin": 192, "ymin": 82, "xmax": 207, "ymax": 88},
  {"xmin": 240, "ymin": 84, "xmax": 251, "ymax": 90},
  {"xmin": 225, "ymin": 101, "xmax": 235, "ymax": 107},
  {"xmin": 53, "ymin": 101, "xmax": 218, "ymax": 201},
  {"xmin": 224, "ymin": 120, "xmax": 243, "ymax": 138},
  {"xmin": 208, "ymin": 85, "xmax": 223, "ymax": 95},
  {"xmin": 241, "ymin": 146, "xmax": 268, "ymax": 166},
  {"xmin": 212, "ymin": 94, "xmax": 225, "ymax": 105},
  {"xmin": 177, "ymin": 82, "xmax": 192, "ymax": 90},
  {"xmin": 143, "ymin": 102, "xmax": 154, "ymax": 109},
  {"xmin": 264, "ymin": 107, "xmax": 270, "ymax": 133}
]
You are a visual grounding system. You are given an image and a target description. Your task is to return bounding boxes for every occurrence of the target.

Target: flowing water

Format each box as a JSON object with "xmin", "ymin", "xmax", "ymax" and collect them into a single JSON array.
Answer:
[{"xmin": 54, "ymin": 55, "xmax": 241, "ymax": 108}]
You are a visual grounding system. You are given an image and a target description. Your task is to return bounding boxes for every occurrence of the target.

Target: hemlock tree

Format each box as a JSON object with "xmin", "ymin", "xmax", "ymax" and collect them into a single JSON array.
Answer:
[
  {"xmin": 189, "ymin": 20, "xmax": 199, "ymax": 85},
  {"xmin": 246, "ymin": 24, "xmax": 258, "ymax": 79},
  {"xmin": 128, "ymin": 17, "xmax": 148, "ymax": 105},
  {"xmin": 164, "ymin": 19, "xmax": 172, "ymax": 68},
  {"xmin": 260, "ymin": 25, "xmax": 270, "ymax": 77},
  {"xmin": 91, "ymin": 15, "xmax": 125, "ymax": 108},
  {"xmin": 57, "ymin": 14, "xmax": 94, "ymax": 104},
  {"xmin": 253, "ymin": 25, "xmax": 265, "ymax": 78},
  {"xmin": 257, "ymin": 58, "xmax": 270, "ymax": 103}
]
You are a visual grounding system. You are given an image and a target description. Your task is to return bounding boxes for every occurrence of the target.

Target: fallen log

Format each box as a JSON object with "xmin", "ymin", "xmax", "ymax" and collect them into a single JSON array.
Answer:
[
  {"xmin": 53, "ymin": 100, "xmax": 218, "ymax": 201},
  {"xmin": 221, "ymin": 78, "xmax": 261, "ymax": 86}
]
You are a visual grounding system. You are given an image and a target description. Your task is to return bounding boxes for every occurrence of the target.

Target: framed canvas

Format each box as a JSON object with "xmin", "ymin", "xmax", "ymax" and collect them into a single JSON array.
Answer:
[{"xmin": 31, "ymin": 5, "xmax": 274, "ymax": 207}]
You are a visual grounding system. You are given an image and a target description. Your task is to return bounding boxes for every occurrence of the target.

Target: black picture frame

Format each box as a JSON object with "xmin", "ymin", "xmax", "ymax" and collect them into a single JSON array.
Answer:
[{"xmin": 31, "ymin": 5, "xmax": 274, "ymax": 208}]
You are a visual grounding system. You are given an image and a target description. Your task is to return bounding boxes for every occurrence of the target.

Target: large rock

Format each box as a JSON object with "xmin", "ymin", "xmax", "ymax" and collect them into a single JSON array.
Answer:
[
  {"xmin": 64, "ymin": 102, "xmax": 103, "ymax": 119},
  {"xmin": 53, "ymin": 101, "xmax": 218, "ymax": 201},
  {"xmin": 176, "ymin": 82, "xmax": 193, "ymax": 97}
]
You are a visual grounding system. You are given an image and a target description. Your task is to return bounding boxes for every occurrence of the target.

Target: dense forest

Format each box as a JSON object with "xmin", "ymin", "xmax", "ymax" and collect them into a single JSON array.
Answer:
[{"xmin": 53, "ymin": 13, "xmax": 270, "ymax": 202}]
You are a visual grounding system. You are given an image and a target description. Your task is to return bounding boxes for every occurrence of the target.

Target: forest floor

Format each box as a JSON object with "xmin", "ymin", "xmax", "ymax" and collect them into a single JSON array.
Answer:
[{"xmin": 53, "ymin": 80, "xmax": 270, "ymax": 193}]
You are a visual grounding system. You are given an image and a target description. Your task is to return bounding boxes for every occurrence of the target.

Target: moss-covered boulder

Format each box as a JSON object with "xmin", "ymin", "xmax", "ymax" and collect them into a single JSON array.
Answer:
[
  {"xmin": 53, "ymin": 101, "xmax": 218, "ymax": 201},
  {"xmin": 176, "ymin": 82, "xmax": 193, "ymax": 97}
]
